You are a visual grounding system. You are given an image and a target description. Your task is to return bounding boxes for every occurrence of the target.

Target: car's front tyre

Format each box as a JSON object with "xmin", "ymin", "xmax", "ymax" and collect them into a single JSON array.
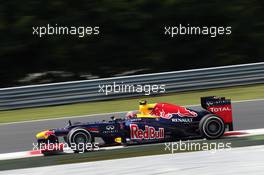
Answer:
[{"xmin": 67, "ymin": 128, "xmax": 94, "ymax": 153}]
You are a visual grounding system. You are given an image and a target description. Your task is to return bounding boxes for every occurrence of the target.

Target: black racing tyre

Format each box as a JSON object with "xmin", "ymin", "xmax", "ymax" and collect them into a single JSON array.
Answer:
[
  {"xmin": 67, "ymin": 128, "xmax": 93, "ymax": 153},
  {"xmin": 199, "ymin": 114, "xmax": 225, "ymax": 139}
]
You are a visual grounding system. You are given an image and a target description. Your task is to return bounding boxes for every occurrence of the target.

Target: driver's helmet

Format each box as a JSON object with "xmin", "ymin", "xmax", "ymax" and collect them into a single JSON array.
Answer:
[{"xmin": 126, "ymin": 111, "xmax": 137, "ymax": 119}]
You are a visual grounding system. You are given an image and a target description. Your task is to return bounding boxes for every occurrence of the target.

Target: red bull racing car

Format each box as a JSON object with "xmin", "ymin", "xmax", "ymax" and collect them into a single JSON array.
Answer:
[{"xmin": 36, "ymin": 96, "xmax": 233, "ymax": 153}]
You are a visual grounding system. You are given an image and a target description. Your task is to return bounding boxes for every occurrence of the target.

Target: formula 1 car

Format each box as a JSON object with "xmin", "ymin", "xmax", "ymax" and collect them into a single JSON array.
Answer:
[{"xmin": 36, "ymin": 96, "xmax": 233, "ymax": 153}]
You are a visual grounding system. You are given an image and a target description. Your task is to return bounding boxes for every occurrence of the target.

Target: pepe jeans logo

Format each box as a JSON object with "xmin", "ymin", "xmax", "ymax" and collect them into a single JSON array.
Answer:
[{"xmin": 130, "ymin": 124, "xmax": 164, "ymax": 139}]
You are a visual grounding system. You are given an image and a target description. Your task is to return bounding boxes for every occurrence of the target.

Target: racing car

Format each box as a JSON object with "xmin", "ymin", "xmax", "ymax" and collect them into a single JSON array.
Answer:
[{"xmin": 36, "ymin": 96, "xmax": 233, "ymax": 153}]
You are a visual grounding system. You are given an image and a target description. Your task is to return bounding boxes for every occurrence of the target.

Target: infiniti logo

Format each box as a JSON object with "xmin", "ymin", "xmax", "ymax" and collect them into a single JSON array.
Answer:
[{"xmin": 106, "ymin": 125, "xmax": 115, "ymax": 130}]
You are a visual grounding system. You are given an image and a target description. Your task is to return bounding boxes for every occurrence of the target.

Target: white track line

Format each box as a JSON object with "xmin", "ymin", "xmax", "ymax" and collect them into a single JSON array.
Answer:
[
  {"xmin": 229, "ymin": 128, "xmax": 264, "ymax": 137},
  {"xmin": 0, "ymin": 98, "xmax": 264, "ymax": 126},
  {"xmin": 0, "ymin": 151, "xmax": 42, "ymax": 161}
]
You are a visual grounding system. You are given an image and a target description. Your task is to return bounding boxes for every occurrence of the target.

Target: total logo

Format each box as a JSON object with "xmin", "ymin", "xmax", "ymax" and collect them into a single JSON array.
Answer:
[
  {"xmin": 209, "ymin": 107, "xmax": 231, "ymax": 112},
  {"xmin": 130, "ymin": 124, "xmax": 164, "ymax": 139}
]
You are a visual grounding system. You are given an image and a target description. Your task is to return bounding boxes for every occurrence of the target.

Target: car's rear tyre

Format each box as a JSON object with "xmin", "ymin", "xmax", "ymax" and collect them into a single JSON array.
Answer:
[
  {"xmin": 199, "ymin": 114, "xmax": 225, "ymax": 139},
  {"xmin": 67, "ymin": 128, "xmax": 93, "ymax": 153}
]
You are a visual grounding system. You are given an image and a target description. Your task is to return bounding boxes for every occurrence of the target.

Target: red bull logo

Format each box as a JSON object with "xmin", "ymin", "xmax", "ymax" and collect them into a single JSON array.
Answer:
[
  {"xmin": 130, "ymin": 124, "xmax": 164, "ymax": 139},
  {"xmin": 174, "ymin": 108, "xmax": 198, "ymax": 118},
  {"xmin": 151, "ymin": 103, "xmax": 198, "ymax": 119},
  {"xmin": 157, "ymin": 109, "xmax": 173, "ymax": 119}
]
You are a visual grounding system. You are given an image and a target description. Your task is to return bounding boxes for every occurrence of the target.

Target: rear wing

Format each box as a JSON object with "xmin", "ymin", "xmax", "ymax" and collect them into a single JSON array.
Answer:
[{"xmin": 201, "ymin": 96, "xmax": 233, "ymax": 131}]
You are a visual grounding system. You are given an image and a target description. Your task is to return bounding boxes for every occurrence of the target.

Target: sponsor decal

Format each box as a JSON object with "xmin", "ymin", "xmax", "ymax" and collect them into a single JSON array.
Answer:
[
  {"xmin": 102, "ymin": 125, "xmax": 118, "ymax": 134},
  {"xmin": 208, "ymin": 104, "xmax": 233, "ymax": 123},
  {"xmin": 106, "ymin": 125, "xmax": 115, "ymax": 130},
  {"xmin": 130, "ymin": 118, "xmax": 142, "ymax": 121},
  {"xmin": 158, "ymin": 108, "xmax": 197, "ymax": 119},
  {"xmin": 206, "ymin": 101, "xmax": 214, "ymax": 106},
  {"xmin": 151, "ymin": 103, "xmax": 198, "ymax": 119},
  {"xmin": 158, "ymin": 109, "xmax": 173, "ymax": 119},
  {"xmin": 171, "ymin": 118, "xmax": 193, "ymax": 123},
  {"xmin": 130, "ymin": 124, "xmax": 164, "ymax": 139},
  {"xmin": 87, "ymin": 127, "xmax": 99, "ymax": 133},
  {"xmin": 209, "ymin": 107, "xmax": 231, "ymax": 112},
  {"xmin": 206, "ymin": 100, "xmax": 231, "ymax": 106},
  {"xmin": 174, "ymin": 108, "xmax": 198, "ymax": 118}
]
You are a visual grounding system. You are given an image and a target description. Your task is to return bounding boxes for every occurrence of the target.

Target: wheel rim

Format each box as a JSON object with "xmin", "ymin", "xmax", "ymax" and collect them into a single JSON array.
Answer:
[
  {"xmin": 204, "ymin": 118, "xmax": 224, "ymax": 137},
  {"xmin": 208, "ymin": 121, "xmax": 221, "ymax": 134},
  {"xmin": 74, "ymin": 133, "xmax": 88, "ymax": 144}
]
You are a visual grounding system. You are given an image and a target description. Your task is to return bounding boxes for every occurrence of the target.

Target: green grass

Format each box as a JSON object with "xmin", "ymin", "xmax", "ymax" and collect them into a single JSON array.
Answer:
[{"xmin": 0, "ymin": 84, "xmax": 264, "ymax": 123}]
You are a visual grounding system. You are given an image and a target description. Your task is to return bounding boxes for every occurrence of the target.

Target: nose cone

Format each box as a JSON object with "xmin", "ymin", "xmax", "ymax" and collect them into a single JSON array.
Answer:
[
  {"xmin": 36, "ymin": 130, "xmax": 46, "ymax": 139},
  {"xmin": 36, "ymin": 130, "xmax": 53, "ymax": 139}
]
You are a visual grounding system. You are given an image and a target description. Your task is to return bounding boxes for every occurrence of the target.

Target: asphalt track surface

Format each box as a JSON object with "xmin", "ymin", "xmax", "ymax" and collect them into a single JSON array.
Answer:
[
  {"xmin": 0, "ymin": 100, "xmax": 263, "ymax": 154},
  {"xmin": 1, "ymin": 145, "xmax": 264, "ymax": 175}
]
